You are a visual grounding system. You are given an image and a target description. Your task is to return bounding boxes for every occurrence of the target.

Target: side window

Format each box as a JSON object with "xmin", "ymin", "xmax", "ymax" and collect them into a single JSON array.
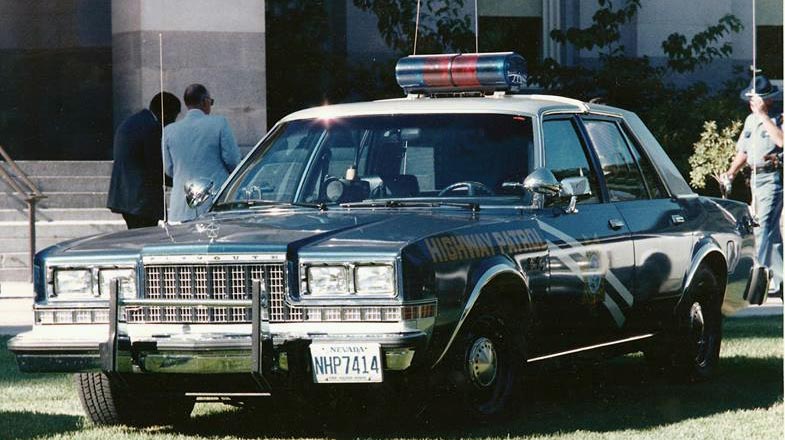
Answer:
[
  {"xmin": 582, "ymin": 119, "xmax": 648, "ymax": 201},
  {"xmin": 542, "ymin": 119, "xmax": 600, "ymax": 204},
  {"xmin": 619, "ymin": 126, "xmax": 667, "ymax": 199}
]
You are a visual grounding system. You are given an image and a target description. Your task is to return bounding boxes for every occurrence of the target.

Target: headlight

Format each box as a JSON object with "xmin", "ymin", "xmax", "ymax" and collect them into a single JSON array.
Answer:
[
  {"xmin": 53, "ymin": 269, "xmax": 93, "ymax": 297},
  {"xmin": 355, "ymin": 265, "xmax": 394, "ymax": 295},
  {"xmin": 307, "ymin": 266, "xmax": 349, "ymax": 295},
  {"xmin": 99, "ymin": 269, "xmax": 137, "ymax": 299}
]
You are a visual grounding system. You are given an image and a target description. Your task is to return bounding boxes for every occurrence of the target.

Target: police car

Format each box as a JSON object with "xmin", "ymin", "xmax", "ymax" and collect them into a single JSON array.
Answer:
[{"xmin": 8, "ymin": 52, "xmax": 769, "ymax": 425}]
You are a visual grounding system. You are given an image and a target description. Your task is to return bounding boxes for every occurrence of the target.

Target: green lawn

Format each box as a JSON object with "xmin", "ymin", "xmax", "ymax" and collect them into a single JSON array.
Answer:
[{"xmin": 1, "ymin": 316, "xmax": 782, "ymax": 440}]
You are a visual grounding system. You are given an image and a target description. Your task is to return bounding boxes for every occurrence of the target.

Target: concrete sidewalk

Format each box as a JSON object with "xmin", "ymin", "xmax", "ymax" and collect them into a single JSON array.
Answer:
[{"xmin": 0, "ymin": 297, "xmax": 33, "ymax": 335}]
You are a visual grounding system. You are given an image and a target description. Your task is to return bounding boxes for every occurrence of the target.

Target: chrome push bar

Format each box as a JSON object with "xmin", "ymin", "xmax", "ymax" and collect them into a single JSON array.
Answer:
[{"xmin": 99, "ymin": 279, "xmax": 270, "ymax": 388}]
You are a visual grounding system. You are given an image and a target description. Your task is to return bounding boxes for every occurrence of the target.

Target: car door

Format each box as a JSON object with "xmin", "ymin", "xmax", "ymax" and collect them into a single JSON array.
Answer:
[
  {"xmin": 531, "ymin": 116, "xmax": 637, "ymax": 354},
  {"xmin": 579, "ymin": 116, "xmax": 695, "ymax": 332}
]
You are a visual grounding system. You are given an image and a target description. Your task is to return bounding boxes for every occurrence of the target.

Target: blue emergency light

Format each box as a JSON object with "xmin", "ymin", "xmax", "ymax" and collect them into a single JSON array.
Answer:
[{"xmin": 395, "ymin": 52, "xmax": 527, "ymax": 94}]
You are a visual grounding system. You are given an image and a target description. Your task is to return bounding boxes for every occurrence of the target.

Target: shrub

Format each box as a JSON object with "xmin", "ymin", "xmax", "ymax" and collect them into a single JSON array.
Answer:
[{"xmin": 688, "ymin": 120, "xmax": 742, "ymax": 196}]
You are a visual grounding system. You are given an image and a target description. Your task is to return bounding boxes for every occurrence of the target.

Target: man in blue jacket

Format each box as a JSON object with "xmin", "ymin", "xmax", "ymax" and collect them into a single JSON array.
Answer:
[
  {"xmin": 107, "ymin": 92, "xmax": 181, "ymax": 229},
  {"xmin": 164, "ymin": 84, "xmax": 241, "ymax": 222}
]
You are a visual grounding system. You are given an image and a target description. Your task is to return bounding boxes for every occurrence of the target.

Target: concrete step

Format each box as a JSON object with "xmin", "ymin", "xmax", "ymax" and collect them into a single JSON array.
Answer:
[
  {"xmin": 0, "ymin": 268, "xmax": 30, "ymax": 282},
  {"xmin": 0, "ymin": 237, "xmax": 77, "ymax": 254},
  {"xmin": 0, "ymin": 281, "xmax": 34, "ymax": 297},
  {"xmin": 0, "ymin": 208, "xmax": 122, "ymax": 222},
  {"xmin": 0, "ymin": 252, "xmax": 28, "ymax": 269},
  {"xmin": 29, "ymin": 176, "xmax": 111, "ymax": 193},
  {"xmin": 1, "ymin": 161, "xmax": 113, "ymax": 178},
  {"xmin": 0, "ymin": 221, "xmax": 125, "ymax": 239},
  {"xmin": 0, "ymin": 192, "xmax": 108, "ymax": 209}
]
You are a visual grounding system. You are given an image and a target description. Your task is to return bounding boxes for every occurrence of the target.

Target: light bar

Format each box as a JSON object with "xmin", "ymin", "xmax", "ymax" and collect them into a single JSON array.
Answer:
[{"xmin": 395, "ymin": 52, "xmax": 527, "ymax": 94}]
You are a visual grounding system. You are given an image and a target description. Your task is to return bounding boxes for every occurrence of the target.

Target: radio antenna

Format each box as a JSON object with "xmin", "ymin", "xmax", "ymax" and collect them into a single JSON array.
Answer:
[
  {"xmin": 413, "ymin": 0, "xmax": 422, "ymax": 55},
  {"xmin": 750, "ymin": 0, "xmax": 759, "ymax": 203},
  {"xmin": 474, "ymin": 0, "xmax": 479, "ymax": 53},
  {"xmin": 159, "ymin": 32, "xmax": 168, "ymax": 225},
  {"xmin": 752, "ymin": 0, "xmax": 757, "ymax": 90}
]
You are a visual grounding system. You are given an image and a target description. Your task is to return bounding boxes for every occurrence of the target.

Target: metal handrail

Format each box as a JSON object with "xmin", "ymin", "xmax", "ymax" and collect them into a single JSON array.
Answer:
[{"xmin": 0, "ymin": 145, "xmax": 47, "ymax": 282}]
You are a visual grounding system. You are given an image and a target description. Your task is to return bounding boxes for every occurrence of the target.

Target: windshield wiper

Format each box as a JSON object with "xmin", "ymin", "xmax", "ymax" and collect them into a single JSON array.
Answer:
[
  {"xmin": 212, "ymin": 200, "xmax": 278, "ymax": 211},
  {"xmin": 212, "ymin": 200, "xmax": 328, "ymax": 212},
  {"xmin": 340, "ymin": 200, "xmax": 480, "ymax": 212},
  {"xmin": 291, "ymin": 201, "xmax": 329, "ymax": 211}
]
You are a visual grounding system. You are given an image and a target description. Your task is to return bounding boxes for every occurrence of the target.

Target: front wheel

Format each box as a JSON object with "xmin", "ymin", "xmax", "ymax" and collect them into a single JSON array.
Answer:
[
  {"xmin": 450, "ymin": 312, "xmax": 522, "ymax": 418},
  {"xmin": 75, "ymin": 372, "xmax": 195, "ymax": 426},
  {"xmin": 645, "ymin": 265, "xmax": 724, "ymax": 381}
]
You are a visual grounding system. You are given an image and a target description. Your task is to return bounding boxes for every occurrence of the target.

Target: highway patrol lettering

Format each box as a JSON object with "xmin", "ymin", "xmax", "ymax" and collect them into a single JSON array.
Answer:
[{"xmin": 425, "ymin": 228, "xmax": 545, "ymax": 263}]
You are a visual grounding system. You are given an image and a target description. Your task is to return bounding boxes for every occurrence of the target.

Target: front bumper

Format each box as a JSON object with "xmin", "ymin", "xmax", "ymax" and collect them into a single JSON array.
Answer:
[
  {"xmin": 9, "ymin": 325, "xmax": 104, "ymax": 372},
  {"xmin": 9, "ymin": 322, "xmax": 430, "ymax": 378}
]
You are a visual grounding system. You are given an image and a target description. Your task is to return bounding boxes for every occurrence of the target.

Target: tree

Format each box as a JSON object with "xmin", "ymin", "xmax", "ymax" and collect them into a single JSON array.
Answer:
[
  {"xmin": 528, "ymin": 0, "xmax": 746, "ymax": 187},
  {"xmin": 352, "ymin": 0, "xmax": 475, "ymax": 55},
  {"xmin": 348, "ymin": 0, "xmax": 475, "ymax": 100},
  {"xmin": 688, "ymin": 120, "xmax": 742, "ymax": 198},
  {"xmin": 530, "ymin": 0, "xmax": 742, "ymax": 109},
  {"xmin": 266, "ymin": 0, "xmax": 351, "ymax": 125}
]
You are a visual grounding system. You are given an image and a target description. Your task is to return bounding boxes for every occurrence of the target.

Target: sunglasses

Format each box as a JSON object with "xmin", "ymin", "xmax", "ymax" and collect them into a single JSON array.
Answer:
[{"xmin": 205, "ymin": 97, "xmax": 215, "ymax": 105}]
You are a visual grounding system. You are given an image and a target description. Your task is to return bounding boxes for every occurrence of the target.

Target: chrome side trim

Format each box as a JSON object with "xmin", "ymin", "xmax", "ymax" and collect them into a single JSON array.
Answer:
[
  {"xmin": 527, "ymin": 333, "xmax": 655, "ymax": 362},
  {"xmin": 431, "ymin": 264, "xmax": 525, "ymax": 368},
  {"xmin": 186, "ymin": 392, "xmax": 271, "ymax": 397},
  {"xmin": 141, "ymin": 254, "xmax": 285, "ymax": 265}
]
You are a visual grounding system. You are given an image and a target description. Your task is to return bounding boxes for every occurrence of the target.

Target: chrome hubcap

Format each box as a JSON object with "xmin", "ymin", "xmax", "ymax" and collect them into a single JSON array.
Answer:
[
  {"xmin": 468, "ymin": 337, "xmax": 497, "ymax": 388},
  {"xmin": 690, "ymin": 302, "xmax": 705, "ymax": 336}
]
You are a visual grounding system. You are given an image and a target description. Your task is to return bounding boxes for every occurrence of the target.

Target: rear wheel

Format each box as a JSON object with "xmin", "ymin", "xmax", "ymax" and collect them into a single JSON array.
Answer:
[
  {"xmin": 646, "ymin": 266, "xmax": 723, "ymax": 381},
  {"xmin": 450, "ymin": 311, "xmax": 522, "ymax": 418},
  {"xmin": 75, "ymin": 372, "xmax": 194, "ymax": 426}
]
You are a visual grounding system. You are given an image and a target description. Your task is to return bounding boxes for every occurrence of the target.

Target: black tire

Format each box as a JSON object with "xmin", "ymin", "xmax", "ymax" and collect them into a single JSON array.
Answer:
[
  {"xmin": 75, "ymin": 372, "xmax": 195, "ymax": 426},
  {"xmin": 449, "ymin": 311, "xmax": 522, "ymax": 419},
  {"xmin": 645, "ymin": 265, "xmax": 724, "ymax": 381}
]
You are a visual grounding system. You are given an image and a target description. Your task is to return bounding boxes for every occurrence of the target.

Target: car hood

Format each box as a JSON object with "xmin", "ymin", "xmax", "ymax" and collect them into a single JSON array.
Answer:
[{"xmin": 48, "ymin": 207, "xmax": 525, "ymax": 258}]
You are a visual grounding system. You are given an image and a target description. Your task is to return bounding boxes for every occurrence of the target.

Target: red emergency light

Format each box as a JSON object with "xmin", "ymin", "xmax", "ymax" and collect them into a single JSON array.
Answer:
[{"xmin": 395, "ymin": 52, "xmax": 527, "ymax": 95}]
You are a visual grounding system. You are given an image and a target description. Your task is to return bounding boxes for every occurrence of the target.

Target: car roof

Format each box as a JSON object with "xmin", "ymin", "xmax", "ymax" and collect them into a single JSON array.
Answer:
[{"xmin": 279, "ymin": 94, "xmax": 605, "ymax": 122}]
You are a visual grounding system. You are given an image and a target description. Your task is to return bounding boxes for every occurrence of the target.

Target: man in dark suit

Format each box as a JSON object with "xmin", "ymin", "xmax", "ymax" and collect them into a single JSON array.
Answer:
[{"xmin": 107, "ymin": 92, "xmax": 181, "ymax": 229}]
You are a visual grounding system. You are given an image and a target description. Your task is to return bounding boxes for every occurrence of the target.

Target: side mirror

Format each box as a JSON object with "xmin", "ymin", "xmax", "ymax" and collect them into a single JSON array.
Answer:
[
  {"xmin": 184, "ymin": 178, "xmax": 215, "ymax": 209},
  {"xmin": 559, "ymin": 176, "xmax": 592, "ymax": 214},
  {"xmin": 523, "ymin": 168, "xmax": 561, "ymax": 196}
]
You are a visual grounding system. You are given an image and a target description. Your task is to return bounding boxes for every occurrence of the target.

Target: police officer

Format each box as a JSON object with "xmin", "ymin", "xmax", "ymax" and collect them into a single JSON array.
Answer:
[{"xmin": 725, "ymin": 75, "xmax": 783, "ymax": 295}]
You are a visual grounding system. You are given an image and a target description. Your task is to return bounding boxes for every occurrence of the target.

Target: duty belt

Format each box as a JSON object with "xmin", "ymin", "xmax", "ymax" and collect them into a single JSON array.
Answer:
[{"xmin": 753, "ymin": 162, "xmax": 782, "ymax": 174}]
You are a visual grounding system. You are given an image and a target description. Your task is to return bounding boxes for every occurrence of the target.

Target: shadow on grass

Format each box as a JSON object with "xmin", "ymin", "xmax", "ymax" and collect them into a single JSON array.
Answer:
[
  {"xmin": 723, "ymin": 315, "xmax": 784, "ymax": 339},
  {"xmin": 0, "ymin": 411, "xmax": 81, "ymax": 440},
  {"xmin": 167, "ymin": 355, "xmax": 781, "ymax": 439},
  {"xmin": 170, "ymin": 317, "xmax": 783, "ymax": 439},
  {"xmin": 0, "ymin": 317, "xmax": 780, "ymax": 439}
]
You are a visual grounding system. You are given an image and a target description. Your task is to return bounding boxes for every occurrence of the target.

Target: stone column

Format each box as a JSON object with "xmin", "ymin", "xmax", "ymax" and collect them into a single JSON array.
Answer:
[
  {"xmin": 542, "ymin": 0, "xmax": 562, "ymax": 63},
  {"xmin": 111, "ymin": 0, "xmax": 266, "ymax": 150}
]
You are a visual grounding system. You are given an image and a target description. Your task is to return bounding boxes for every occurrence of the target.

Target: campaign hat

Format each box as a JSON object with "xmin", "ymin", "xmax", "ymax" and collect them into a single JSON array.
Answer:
[{"xmin": 740, "ymin": 74, "xmax": 782, "ymax": 101}]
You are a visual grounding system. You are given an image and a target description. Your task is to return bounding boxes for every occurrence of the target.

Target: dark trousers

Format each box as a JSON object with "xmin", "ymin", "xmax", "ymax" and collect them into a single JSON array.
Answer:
[{"xmin": 122, "ymin": 213, "xmax": 159, "ymax": 229}]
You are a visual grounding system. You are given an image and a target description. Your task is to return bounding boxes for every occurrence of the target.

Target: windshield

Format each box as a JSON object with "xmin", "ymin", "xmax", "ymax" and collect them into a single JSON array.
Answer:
[{"xmin": 216, "ymin": 114, "xmax": 534, "ymax": 208}]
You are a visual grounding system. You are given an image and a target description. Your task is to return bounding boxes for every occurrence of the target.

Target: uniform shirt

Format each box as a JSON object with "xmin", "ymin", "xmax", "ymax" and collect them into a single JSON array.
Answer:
[
  {"xmin": 163, "ymin": 109, "xmax": 241, "ymax": 222},
  {"xmin": 737, "ymin": 111, "xmax": 783, "ymax": 167}
]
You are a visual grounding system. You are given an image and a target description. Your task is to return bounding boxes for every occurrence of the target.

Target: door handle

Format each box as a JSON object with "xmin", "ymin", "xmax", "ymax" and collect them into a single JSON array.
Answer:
[
  {"xmin": 671, "ymin": 214, "xmax": 685, "ymax": 225},
  {"xmin": 608, "ymin": 218, "xmax": 625, "ymax": 230}
]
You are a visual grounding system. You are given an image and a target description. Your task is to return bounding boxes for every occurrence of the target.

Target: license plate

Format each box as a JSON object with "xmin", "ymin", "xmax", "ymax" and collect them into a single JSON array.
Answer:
[{"xmin": 310, "ymin": 342, "xmax": 383, "ymax": 383}]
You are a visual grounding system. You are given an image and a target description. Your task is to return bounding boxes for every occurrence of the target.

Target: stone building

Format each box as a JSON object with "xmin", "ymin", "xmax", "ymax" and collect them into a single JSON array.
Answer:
[
  {"xmin": 0, "ymin": 0, "xmax": 781, "ymax": 283},
  {"xmin": 0, "ymin": 0, "xmax": 780, "ymax": 160}
]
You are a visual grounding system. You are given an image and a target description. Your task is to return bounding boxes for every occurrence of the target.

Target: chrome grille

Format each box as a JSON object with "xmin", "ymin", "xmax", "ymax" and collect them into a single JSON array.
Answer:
[{"xmin": 128, "ymin": 263, "xmax": 286, "ymax": 324}]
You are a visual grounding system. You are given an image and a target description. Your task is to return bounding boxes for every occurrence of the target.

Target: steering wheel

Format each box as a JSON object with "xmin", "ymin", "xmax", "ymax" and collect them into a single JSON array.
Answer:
[{"xmin": 437, "ymin": 181, "xmax": 495, "ymax": 197}]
